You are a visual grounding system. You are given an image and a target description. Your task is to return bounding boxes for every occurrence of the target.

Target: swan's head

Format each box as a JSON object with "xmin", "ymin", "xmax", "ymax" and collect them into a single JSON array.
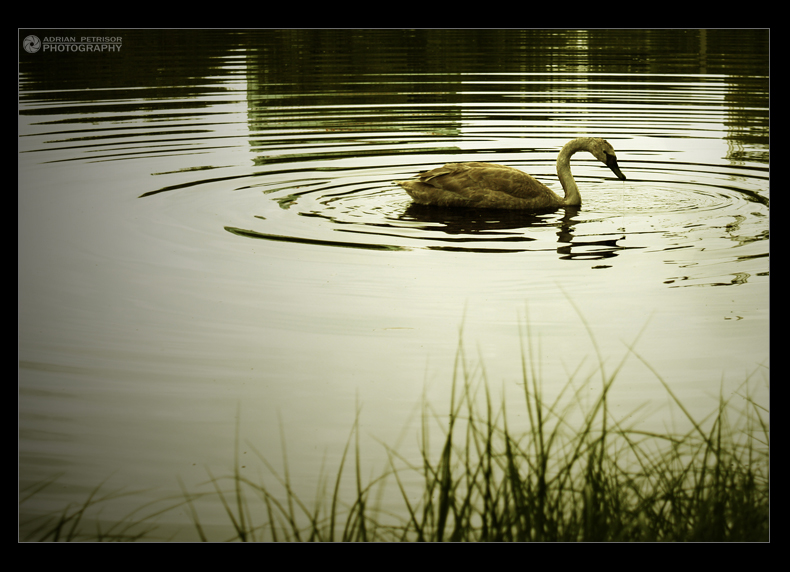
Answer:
[{"xmin": 590, "ymin": 138, "xmax": 626, "ymax": 181}]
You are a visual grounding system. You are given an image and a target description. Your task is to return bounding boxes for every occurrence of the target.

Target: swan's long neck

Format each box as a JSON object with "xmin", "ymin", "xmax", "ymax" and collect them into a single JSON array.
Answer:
[{"xmin": 556, "ymin": 138, "xmax": 593, "ymax": 206}]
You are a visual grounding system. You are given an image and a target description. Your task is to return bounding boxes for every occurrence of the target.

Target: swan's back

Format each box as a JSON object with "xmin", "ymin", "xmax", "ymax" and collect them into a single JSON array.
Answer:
[{"xmin": 395, "ymin": 162, "xmax": 563, "ymax": 210}]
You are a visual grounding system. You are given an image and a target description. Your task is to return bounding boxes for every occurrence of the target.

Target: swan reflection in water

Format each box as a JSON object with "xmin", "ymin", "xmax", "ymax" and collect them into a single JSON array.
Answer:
[{"xmin": 399, "ymin": 203, "xmax": 632, "ymax": 260}]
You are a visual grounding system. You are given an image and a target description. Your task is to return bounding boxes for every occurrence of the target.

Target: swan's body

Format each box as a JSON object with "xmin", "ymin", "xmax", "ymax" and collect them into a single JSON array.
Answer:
[{"xmin": 395, "ymin": 137, "xmax": 625, "ymax": 210}]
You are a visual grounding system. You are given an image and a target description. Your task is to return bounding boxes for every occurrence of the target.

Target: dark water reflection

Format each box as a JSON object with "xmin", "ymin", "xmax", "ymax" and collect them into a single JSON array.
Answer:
[
  {"xmin": 399, "ymin": 204, "xmax": 639, "ymax": 260},
  {"xmin": 19, "ymin": 29, "xmax": 768, "ymax": 539}
]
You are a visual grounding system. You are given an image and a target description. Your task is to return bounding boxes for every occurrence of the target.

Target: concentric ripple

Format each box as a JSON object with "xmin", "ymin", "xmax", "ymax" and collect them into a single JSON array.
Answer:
[
  {"xmin": 212, "ymin": 153, "xmax": 768, "ymax": 259},
  {"xmin": 222, "ymin": 167, "xmax": 568, "ymax": 254}
]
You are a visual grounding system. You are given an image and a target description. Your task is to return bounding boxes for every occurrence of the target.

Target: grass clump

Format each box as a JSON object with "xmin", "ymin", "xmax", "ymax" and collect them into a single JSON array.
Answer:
[
  {"xmin": 20, "ymin": 324, "xmax": 769, "ymax": 542},
  {"xmin": 18, "ymin": 474, "xmax": 182, "ymax": 542},
  {"xmin": 374, "ymin": 326, "xmax": 769, "ymax": 542}
]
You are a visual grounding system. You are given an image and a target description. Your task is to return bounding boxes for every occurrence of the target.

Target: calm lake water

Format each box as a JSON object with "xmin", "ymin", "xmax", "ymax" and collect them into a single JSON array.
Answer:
[{"xmin": 19, "ymin": 29, "xmax": 769, "ymax": 540}]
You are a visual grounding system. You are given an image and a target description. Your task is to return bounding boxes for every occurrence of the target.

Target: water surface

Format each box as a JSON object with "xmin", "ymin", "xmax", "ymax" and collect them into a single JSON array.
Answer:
[{"xmin": 19, "ymin": 29, "xmax": 768, "ymax": 540}]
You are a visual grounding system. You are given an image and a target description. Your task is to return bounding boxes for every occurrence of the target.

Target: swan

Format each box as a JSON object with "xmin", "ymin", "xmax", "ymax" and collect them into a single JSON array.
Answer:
[{"xmin": 394, "ymin": 137, "xmax": 626, "ymax": 210}]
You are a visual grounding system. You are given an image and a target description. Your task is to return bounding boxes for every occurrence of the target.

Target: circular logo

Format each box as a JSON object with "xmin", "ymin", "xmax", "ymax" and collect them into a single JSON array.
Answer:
[{"xmin": 23, "ymin": 35, "xmax": 41, "ymax": 54}]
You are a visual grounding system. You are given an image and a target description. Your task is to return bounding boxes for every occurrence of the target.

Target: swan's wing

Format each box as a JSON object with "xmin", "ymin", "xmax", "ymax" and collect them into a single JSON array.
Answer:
[
  {"xmin": 396, "ymin": 162, "xmax": 561, "ymax": 209},
  {"xmin": 420, "ymin": 163, "xmax": 554, "ymax": 200}
]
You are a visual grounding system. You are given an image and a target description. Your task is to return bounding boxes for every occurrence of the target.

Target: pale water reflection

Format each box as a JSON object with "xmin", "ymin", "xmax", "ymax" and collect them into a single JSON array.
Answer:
[{"xmin": 19, "ymin": 29, "xmax": 768, "ymax": 540}]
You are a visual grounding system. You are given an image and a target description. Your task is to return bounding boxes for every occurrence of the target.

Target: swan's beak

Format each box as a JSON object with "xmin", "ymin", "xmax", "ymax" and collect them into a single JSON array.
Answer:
[{"xmin": 605, "ymin": 153, "xmax": 626, "ymax": 181}]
